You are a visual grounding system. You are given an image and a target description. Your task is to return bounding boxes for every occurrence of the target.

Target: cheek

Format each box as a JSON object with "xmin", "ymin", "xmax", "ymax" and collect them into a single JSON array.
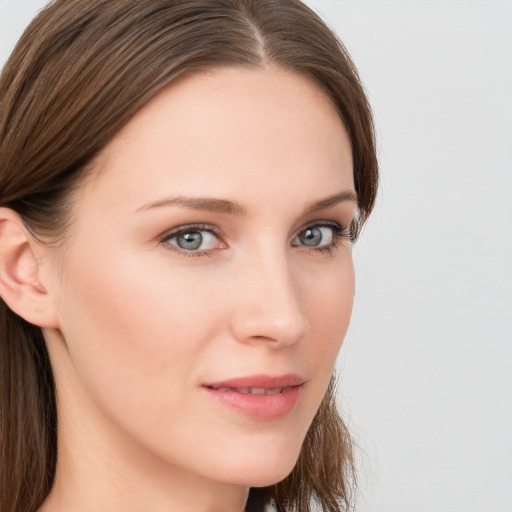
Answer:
[
  {"xmin": 54, "ymin": 239, "xmax": 355, "ymax": 485},
  {"xmin": 286, "ymin": 254, "xmax": 354, "ymax": 436},
  {"xmin": 56, "ymin": 248, "xmax": 220, "ymax": 430},
  {"xmin": 302, "ymin": 257, "xmax": 355, "ymax": 366},
  {"xmin": 59, "ymin": 245, "xmax": 354, "ymax": 404}
]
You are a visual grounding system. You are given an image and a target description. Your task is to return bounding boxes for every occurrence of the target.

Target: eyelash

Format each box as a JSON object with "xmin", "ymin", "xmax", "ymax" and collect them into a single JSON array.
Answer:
[
  {"xmin": 160, "ymin": 221, "xmax": 353, "ymax": 258},
  {"xmin": 300, "ymin": 221, "xmax": 353, "ymax": 256},
  {"xmin": 161, "ymin": 223, "xmax": 221, "ymax": 258}
]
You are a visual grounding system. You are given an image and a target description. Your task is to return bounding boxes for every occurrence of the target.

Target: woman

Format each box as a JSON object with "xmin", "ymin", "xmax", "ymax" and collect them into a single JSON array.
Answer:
[{"xmin": 0, "ymin": 1, "xmax": 378, "ymax": 511}]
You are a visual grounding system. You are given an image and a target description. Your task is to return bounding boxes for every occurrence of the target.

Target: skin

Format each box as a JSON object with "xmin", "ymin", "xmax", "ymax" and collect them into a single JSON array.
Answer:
[{"xmin": 3, "ymin": 66, "xmax": 357, "ymax": 512}]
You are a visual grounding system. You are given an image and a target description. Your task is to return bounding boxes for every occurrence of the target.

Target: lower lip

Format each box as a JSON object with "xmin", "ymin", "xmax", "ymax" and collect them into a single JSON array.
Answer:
[{"xmin": 203, "ymin": 385, "xmax": 303, "ymax": 420}]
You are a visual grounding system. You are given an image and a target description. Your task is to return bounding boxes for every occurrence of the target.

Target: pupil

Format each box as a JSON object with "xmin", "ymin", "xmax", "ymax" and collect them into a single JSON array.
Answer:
[
  {"xmin": 177, "ymin": 232, "xmax": 202, "ymax": 250},
  {"xmin": 301, "ymin": 227, "xmax": 322, "ymax": 247}
]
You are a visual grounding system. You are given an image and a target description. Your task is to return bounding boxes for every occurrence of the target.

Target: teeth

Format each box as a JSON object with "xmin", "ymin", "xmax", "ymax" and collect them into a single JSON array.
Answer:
[
  {"xmin": 237, "ymin": 387, "xmax": 284, "ymax": 395},
  {"xmin": 246, "ymin": 388, "xmax": 265, "ymax": 395},
  {"xmin": 265, "ymin": 387, "xmax": 282, "ymax": 395},
  {"xmin": 213, "ymin": 387, "xmax": 283, "ymax": 395}
]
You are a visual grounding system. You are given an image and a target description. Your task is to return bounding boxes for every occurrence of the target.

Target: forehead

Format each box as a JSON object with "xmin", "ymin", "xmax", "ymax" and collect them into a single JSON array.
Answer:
[{"xmin": 79, "ymin": 66, "xmax": 354, "ymax": 212}]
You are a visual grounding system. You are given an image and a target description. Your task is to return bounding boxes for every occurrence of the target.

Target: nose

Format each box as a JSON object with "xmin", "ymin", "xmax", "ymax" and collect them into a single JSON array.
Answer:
[{"xmin": 228, "ymin": 249, "xmax": 311, "ymax": 348}]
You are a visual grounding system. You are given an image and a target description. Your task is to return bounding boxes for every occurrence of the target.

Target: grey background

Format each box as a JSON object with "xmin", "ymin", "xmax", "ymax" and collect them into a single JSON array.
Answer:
[{"xmin": 1, "ymin": 1, "xmax": 511, "ymax": 511}]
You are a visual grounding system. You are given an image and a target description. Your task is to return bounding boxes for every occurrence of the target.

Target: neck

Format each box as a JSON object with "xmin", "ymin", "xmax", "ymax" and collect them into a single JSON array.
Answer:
[
  {"xmin": 39, "ymin": 333, "xmax": 249, "ymax": 512},
  {"xmin": 41, "ymin": 446, "xmax": 249, "ymax": 512},
  {"xmin": 40, "ymin": 406, "xmax": 249, "ymax": 512}
]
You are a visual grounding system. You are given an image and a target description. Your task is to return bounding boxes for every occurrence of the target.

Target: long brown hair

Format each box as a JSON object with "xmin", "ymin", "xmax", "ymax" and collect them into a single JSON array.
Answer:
[{"xmin": 0, "ymin": 1, "xmax": 378, "ymax": 511}]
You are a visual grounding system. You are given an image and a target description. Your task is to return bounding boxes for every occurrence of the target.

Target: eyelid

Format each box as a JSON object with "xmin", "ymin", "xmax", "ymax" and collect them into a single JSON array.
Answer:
[
  {"xmin": 160, "ymin": 223, "xmax": 225, "ymax": 257},
  {"xmin": 161, "ymin": 223, "xmax": 222, "ymax": 240},
  {"xmin": 291, "ymin": 219, "xmax": 354, "ymax": 252},
  {"xmin": 292, "ymin": 220, "xmax": 344, "ymax": 240},
  {"xmin": 296, "ymin": 219, "xmax": 342, "ymax": 231}
]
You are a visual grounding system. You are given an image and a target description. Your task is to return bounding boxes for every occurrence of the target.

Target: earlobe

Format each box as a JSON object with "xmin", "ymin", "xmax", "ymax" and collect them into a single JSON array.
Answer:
[{"xmin": 0, "ymin": 208, "xmax": 58, "ymax": 328}]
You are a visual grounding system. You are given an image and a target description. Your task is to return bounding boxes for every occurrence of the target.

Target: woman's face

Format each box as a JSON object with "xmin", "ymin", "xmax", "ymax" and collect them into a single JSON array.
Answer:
[{"xmin": 44, "ymin": 66, "xmax": 356, "ymax": 490}]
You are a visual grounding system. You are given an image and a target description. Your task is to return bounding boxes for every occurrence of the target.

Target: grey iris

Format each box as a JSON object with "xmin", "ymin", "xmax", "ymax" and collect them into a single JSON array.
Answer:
[
  {"xmin": 300, "ymin": 227, "xmax": 322, "ymax": 247},
  {"xmin": 177, "ymin": 232, "xmax": 203, "ymax": 250}
]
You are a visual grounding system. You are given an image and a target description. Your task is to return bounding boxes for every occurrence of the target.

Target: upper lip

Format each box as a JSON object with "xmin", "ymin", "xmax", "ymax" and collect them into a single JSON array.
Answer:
[{"xmin": 203, "ymin": 373, "xmax": 305, "ymax": 390}]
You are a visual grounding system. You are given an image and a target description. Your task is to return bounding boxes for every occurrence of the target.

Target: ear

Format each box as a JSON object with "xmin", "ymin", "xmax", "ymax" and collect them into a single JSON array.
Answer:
[{"xmin": 0, "ymin": 208, "xmax": 59, "ymax": 328}]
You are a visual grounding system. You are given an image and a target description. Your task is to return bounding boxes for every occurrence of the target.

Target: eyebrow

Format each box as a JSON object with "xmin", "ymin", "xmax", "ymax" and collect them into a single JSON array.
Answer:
[
  {"xmin": 135, "ymin": 190, "xmax": 358, "ymax": 215},
  {"xmin": 304, "ymin": 190, "xmax": 358, "ymax": 214},
  {"xmin": 136, "ymin": 196, "xmax": 246, "ymax": 215}
]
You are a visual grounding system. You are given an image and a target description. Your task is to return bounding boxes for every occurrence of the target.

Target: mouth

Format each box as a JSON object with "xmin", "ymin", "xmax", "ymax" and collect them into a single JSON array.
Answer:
[
  {"xmin": 202, "ymin": 374, "xmax": 305, "ymax": 420},
  {"xmin": 210, "ymin": 386, "xmax": 291, "ymax": 395}
]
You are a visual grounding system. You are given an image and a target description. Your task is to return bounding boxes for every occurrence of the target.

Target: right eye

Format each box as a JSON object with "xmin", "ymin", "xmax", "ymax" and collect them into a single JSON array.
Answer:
[{"xmin": 162, "ymin": 224, "xmax": 225, "ymax": 256}]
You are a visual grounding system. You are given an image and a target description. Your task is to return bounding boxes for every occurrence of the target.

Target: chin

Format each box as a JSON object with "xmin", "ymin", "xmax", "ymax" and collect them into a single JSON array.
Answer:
[
  {"xmin": 216, "ymin": 437, "xmax": 303, "ymax": 488},
  {"xmin": 226, "ymin": 464, "xmax": 298, "ymax": 489},
  {"xmin": 244, "ymin": 464, "xmax": 297, "ymax": 488}
]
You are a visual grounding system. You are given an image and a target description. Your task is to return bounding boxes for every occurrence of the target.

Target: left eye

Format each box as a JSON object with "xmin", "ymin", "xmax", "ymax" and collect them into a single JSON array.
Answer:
[
  {"xmin": 164, "ymin": 229, "xmax": 220, "ymax": 252},
  {"xmin": 292, "ymin": 224, "xmax": 338, "ymax": 248}
]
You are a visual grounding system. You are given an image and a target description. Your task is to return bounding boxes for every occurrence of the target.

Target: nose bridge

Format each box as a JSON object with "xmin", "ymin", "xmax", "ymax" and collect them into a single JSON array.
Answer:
[{"xmin": 230, "ymin": 242, "xmax": 310, "ymax": 346}]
